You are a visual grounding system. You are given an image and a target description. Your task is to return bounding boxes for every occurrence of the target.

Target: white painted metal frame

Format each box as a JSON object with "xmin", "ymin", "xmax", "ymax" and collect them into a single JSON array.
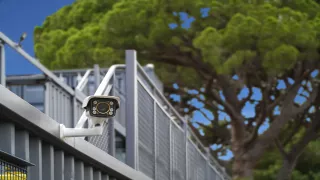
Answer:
[
  {"xmin": 0, "ymin": 32, "xmax": 75, "ymax": 96},
  {"xmin": 0, "ymin": 42, "xmax": 5, "ymax": 86},
  {"xmin": 76, "ymin": 69, "xmax": 93, "ymax": 91}
]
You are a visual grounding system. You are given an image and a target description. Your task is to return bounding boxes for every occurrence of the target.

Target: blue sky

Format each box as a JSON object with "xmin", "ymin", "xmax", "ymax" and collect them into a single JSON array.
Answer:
[{"xmin": 0, "ymin": 0, "xmax": 74, "ymax": 75}]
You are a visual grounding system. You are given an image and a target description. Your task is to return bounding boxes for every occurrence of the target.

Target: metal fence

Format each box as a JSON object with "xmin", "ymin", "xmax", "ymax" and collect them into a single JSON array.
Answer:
[
  {"xmin": 125, "ymin": 50, "xmax": 230, "ymax": 180},
  {"xmin": 0, "ymin": 31, "xmax": 230, "ymax": 180},
  {"xmin": 0, "ymin": 85, "xmax": 152, "ymax": 180},
  {"xmin": 0, "ymin": 32, "xmax": 87, "ymax": 129}
]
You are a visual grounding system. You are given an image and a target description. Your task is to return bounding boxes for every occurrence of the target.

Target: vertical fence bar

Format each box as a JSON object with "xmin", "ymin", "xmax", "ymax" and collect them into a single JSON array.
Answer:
[
  {"xmin": 0, "ymin": 122, "xmax": 15, "ymax": 155},
  {"xmin": 75, "ymin": 161, "xmax": 84, "ymax": 180},
  {"xmin": 29, "ymin": 137, "xmax": 42, "ymax": 180},
  {"xmin": 125, "ymin": 50, "xmax": 138, "ymax": 169},
  {"xmin": 93, "ymin": 170, "xmax": 102, "ymax": 180},
  {"xmin": 184, "ymin": 123, "xmax": 188, "ymax": 180},
  {"xmin": 54, "ymin": 151, "xmax": 64, "ymax": 180},
  {"xmin": 64, "ymin": 156, "xmax": 75, "ymax": 180},
  {"xmin": 153, "ymin": 90, "xmax": 157, "ymax": 180},
  {"xmin": 102, "ymin": 174, "xmax": 109, "ymax": 180},
  {"xmin": 42, "ymin": 144, "xmax": 54, "ymax": 180},
  {"xmin": 108, "ymin": 75, "xmax": 116, "ymax": 156},
  {"xmin": 15, "ymin": 130, "xmax": 29, "ymax": 160},
  {"xmin": 169, "ymin": 121, "xmax": 172, "ymax": 180},
  {"xmin": 84, "ymin": 166, "xmax": 94, "ymax": 180},
  {"xmin": 206, "ymin": 148, "xmax": 211, "ymax": 180},
  {"xmin": 0, "ymin": 42, "xmax": 5, "ymax": 86}
]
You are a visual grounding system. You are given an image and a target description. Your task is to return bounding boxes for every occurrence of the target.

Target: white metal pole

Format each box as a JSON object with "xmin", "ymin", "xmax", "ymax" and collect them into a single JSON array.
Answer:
[{"xmin": 0, "ymin": 42, "xmax": 5, "ymax": 86}]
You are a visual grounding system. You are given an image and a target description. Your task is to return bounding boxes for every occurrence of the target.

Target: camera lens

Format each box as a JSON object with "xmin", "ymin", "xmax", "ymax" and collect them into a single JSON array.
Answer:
[{"xmin": 96, "ymin": 102, "xmax": 110, "ymax": 114}]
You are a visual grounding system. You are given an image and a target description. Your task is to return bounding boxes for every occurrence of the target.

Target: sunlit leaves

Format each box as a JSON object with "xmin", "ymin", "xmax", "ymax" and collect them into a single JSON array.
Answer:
[{"xmin": 263, "ymin": 45, "xmax": 299, "ymax": 74}]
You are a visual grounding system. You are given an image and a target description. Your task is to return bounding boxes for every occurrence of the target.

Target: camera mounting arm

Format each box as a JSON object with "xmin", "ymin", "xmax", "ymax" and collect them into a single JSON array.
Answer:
[
  {"xmin": 59, "ymin": 95, "xmax": 120, "ymax": 139},
  {"xmin": 59, "ymin": 123, "xmax": 105, "ymax": 138}
]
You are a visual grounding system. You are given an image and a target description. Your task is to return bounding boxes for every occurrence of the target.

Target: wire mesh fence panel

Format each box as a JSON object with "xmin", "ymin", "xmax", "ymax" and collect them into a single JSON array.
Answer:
[
  {"xmin": 209, "ymin": 156, "xmax": 225, "ymax": 180},
  {"xmin": 0, "ymin": 160, "xmax": 27, "ymax": 180},
  {"xmin": 187, "ymin": 140, "xmax": 198, "ymax": 180},
  {"xmin": 208, "ymin": 165, "xmax": 219, "ymax": 180},
  {"xmin": 138, "ymin": 82, "xmax": 155, "ymax": 179},
  {"xmin": 196, "ymin": 151, "xmax": 207, "ymax": 180},
  {"xmin": 171, "ymin": 124, "xmax": 186, "ymax": 180},
  {"xmin": 113, "ymin": 88, "xmax": 126, "ymax": 128},
  {"xmin": 156, "ymin": 104, "xmax": 171, "ymax": 180},
  {"xmin": 137, "ymin": 71, "xmax": 153, "ymax": 93},
  {"xmin": 187, "ymin": 140, "xmax": 210, "ymax": 180},
  {"xmin": 88, "ymin": 122, "xmax": 110, "ymax": 153}
]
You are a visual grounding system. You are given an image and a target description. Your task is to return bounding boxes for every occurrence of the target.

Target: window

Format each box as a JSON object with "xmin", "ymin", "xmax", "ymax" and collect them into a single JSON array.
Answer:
[
  {"xmin": 8, "ymin": 85, "xmax": 23, "ymax": 98},
  {"xmin": 115, "ymin": 132, "xmax": 126, "ymax": 163},
  {"xmin": 24, "ymin": 85, "xmax": 44, "ymax": 103}
]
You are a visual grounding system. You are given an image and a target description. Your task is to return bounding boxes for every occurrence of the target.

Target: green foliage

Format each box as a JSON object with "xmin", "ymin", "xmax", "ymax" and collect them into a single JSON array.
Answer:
[
  {"xmin": 34, "ymin": 0, "xmax": 320, "ymax": 82},
  {"xmin": 254, "ymin": 138, "xmax": 320, "ymax": 180},
  {"xmin": 263, "ymin": 45, "xmax": 299, "ymax": 74}
]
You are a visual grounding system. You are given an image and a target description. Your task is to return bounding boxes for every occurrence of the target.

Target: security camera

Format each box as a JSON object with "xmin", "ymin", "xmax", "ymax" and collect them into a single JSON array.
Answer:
[
  {"xmin": 59, "ymin": 95, "xmax": 120, "ymax": 139},
  {"xmin": 82, "ymin": 95, "xmax": 120, "ymax": 127}
]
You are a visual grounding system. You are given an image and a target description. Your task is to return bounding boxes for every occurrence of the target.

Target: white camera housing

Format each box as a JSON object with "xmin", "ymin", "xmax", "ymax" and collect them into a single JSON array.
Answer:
[{"xmin": 82, "ymin": 95, "xmax": 120, "ymax": 127}]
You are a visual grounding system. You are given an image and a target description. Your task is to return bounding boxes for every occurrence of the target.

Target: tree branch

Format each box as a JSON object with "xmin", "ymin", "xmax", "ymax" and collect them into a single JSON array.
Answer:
[
  {"xmin": 240, "ymin": 87, "xmax": 253, "ymax": 108},
  {"xmin": 282, "ymin": 113, "xmax": 306, "ymax": 146},
  {"xmin": 250, "ymin": 77, "xmax": 318, "ymax": 159},
  {"xmin": 275, "ymin": 138, "xmax": 289, "ymax": 159},
  {"xmin": 267, "ymin": 70, "xmax": 311, "ymax": 114}
]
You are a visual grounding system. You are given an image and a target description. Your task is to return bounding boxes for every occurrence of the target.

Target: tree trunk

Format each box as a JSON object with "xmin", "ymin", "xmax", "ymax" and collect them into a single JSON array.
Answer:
[
  {"xmin": 232, "ymin": 138, "xmax": 255, "ymax": 180},
  {"xmin": 276, "ymin": 158, "xmax": 297, "ymax": 180},
  {"xmin": 230, "ymin": 119, "xmax": 256, "ymax": 180},
  {"xmin": 232, "ymin": 153, "xmax": 255, "ymax": 180}
]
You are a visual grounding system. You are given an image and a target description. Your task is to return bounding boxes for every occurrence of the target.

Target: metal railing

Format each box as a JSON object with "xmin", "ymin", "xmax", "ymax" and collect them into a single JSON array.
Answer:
[
  {"xmin": 0, "ymin": 32, "xmax": 88, "ymax": 127},
  {"xmin": 125, "ymin": 50, "xmax": 231, "ymax": 180},
  {"xmin": 75, "ymin": 69, "xmax": 93, "ymax": 92},
  {"xmin": 0, "ymin": 85, "xmax": 152, "ymax": 180},
  {"xmin": 0, "ymin": 31, "xmax": 230, "ymax": 179}
]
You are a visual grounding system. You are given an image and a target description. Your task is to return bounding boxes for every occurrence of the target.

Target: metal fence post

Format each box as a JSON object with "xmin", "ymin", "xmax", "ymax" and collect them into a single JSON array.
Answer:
[
  {"xmin": 108, "ymin": 75, "xmax": 116, "ymax": 156},
  {"xmin": 125, "ymin": 50, "xmax": 139, "ymax": 169},
  {"xmin": 0, "ymin": 42, "xmax": 5, "ymax": 86}
]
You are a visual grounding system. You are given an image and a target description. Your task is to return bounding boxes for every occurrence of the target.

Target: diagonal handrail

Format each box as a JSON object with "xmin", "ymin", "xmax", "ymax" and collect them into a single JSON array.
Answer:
[
  {"xmin": 76, "ymin": 69, "xmax": 93, "ymax": 92},
  {"xmin": 75, "ymin": 64, "xmax": 126, "ymax": 129},
  {"xmin": 0, "ymin": 32, "xmax": 77, "ymax": 97}
]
